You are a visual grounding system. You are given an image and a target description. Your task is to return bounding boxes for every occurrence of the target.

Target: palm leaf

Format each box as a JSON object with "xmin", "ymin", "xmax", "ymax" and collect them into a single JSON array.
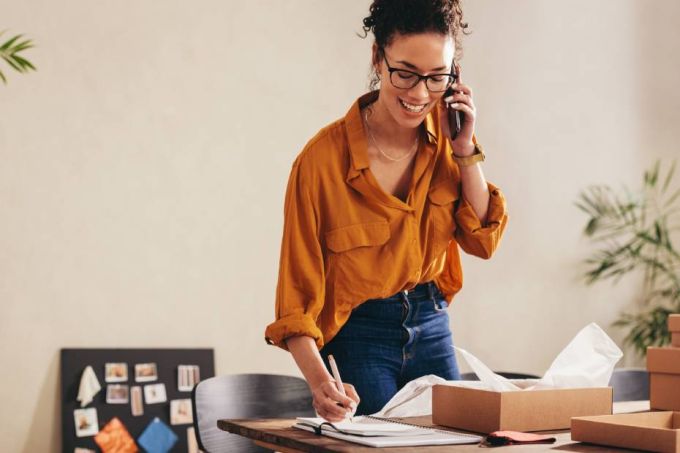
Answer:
[
  {"xmin": 0, "ymin": 32, "xmax": 36, "ymax": 84},
  {"xmin": 662, "ymin": 160, "xmax": 677, "ymax": 194}
]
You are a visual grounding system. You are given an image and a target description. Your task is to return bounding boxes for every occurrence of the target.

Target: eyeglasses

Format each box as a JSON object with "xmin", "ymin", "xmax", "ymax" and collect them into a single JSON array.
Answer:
[{"xmin": 382, "ymin": 54, "xmax": 457, "ymax": 92}]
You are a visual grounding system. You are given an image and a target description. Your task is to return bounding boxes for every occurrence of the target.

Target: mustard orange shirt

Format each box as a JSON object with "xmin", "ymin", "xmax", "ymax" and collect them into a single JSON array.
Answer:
[{"xmin": 265, "ymin": 91, "xmax": 508, "ymax": 350}]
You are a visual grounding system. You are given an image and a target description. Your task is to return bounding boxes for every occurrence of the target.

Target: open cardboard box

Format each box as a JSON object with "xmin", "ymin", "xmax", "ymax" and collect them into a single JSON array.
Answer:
[
  {"xmin": 432, "ymin": 380, "xmax": 612, "ymax": 433},
  {"xmin": 670, "ymin": 314, "xmax": 680, "ymax": 348},
  {"xmin": 572, "ymin": 411, "xmax": 680, "ymax": 453},
  {"xmin": 648, "ymin": 347, "xmax": 680, "ymax": 410}
]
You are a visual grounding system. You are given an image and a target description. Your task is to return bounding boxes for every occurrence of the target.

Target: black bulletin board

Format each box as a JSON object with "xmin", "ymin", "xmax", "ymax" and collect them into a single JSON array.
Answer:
[{"xmin": 61, "ymin": 348, "xmax": 215, "ymax": 452}]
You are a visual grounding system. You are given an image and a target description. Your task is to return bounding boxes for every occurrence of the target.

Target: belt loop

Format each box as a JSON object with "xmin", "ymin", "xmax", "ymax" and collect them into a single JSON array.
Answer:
[
  {"xmin": 430, "ymin": 282, "xmax": 444, "ymax": 311},
  {"xmin": 427, "ymin": 282, "xmax": 435, "ymax": 299}
]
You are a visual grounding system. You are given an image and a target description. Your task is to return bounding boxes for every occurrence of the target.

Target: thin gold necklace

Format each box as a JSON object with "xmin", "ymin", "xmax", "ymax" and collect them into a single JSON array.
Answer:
[{"xmin": 364, "ymin": 107, "xmax": 419, "ymax": 163}]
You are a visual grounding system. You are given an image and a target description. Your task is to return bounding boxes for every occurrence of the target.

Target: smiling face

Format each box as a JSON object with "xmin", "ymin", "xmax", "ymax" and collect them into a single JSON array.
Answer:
[{"xmin": 373, "ymin": 32, "xmax": 455, "ymax": 130}]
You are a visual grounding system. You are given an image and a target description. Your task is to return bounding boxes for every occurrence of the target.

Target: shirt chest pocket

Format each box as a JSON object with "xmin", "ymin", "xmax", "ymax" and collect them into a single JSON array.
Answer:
[
  {"xmin": 325, "ymin": 221, "xmax": 391, "ymax": 306},
  {"xmin": 427, "ymin": 180, "xmax": 460, "ymax": 253}
]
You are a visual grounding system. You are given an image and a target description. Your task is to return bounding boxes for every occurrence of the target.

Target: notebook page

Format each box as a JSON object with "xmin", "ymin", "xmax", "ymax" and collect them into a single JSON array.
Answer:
[
  {"xmin": 294, "ymin": 423, "xmax": 482, "ymax": 447},
  {"xmin": 295, "ymin": 416, "xmax": 428, "ymax": 436}
]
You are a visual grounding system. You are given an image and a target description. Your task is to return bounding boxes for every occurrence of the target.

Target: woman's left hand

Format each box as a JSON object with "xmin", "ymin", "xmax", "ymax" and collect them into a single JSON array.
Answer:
[{"xmin": 438, "ymin": 63, "xmax": 476, "ymax": 156}]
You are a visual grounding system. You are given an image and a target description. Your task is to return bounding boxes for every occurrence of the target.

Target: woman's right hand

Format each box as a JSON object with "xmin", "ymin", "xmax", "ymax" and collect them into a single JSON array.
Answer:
[{"xmin": 311, "ymin": 380, "xmax": 360, "ymax": 422}]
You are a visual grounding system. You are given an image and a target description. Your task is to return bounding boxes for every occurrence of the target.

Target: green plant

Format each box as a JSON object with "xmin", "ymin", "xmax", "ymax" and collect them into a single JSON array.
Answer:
[
  {"xmin": 576, "ymin": 160, "xmax": 680, "ymax": 356},
  {"xmin": 0, "ymin": 30, "xmax": 36, "ymax": 84}
]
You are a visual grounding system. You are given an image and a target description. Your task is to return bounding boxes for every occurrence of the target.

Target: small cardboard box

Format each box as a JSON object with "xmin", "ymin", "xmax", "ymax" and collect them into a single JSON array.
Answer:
[
  {"xmin": 431, "ymin": 382, "xmax": 612, "ymax": 433},
  {"xmin": 648, "ymin": 347, "xmax": 680, "ymax": 410},
  {"xmin": 572, "ymin": 411, "xmax": 680, "ymax": 453},
  {"xmin": 670, "ymin": 314, "xmax": 680, "ymax": 347}
]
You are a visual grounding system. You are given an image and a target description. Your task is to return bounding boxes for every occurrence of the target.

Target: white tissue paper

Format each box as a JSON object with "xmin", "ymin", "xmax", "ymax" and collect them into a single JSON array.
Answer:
[
  {"xmin": 375, "ymin": 322, "xmax": 623, "ymax": 417},
  {"xmin": 535, "ymin": 322, "xmax": 623, "ymax": 389},
  {"xmin": 372, "ymin": 375, "xmax": 447, "ymax": 417},
  {"xmin": 77, "ymin": 365, "xmax": 102, "ymax": 407},
  {"xmin": 454, "ymin": 323, "xmax": 622, "ymax": 391},
  {"xmin": 454, "ymin": 347, "xmax": 519, "ymax": 391}
]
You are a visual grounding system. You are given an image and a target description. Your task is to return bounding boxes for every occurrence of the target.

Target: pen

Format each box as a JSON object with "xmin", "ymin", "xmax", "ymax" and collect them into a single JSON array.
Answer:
[{"xmin": 328, "ymin": 354, "xmax": 354, "ymax": 422}]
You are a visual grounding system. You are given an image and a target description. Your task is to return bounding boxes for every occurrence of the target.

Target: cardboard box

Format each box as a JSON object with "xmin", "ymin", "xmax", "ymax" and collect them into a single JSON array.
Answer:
[
  {"xmin": 648, "ymin": 347, "xmax": 680, "ymax": 410},
  {"xmin": 670, "ymin": 315, "xmax": 680, "ymax": 347},
  {"xmin": 572, "ymin": 411, "xmax": 680, "ymax": 453},
  {"xmin": 652, "ymin": 374, "xmax": 680, "ymax": 410},
  {"xmin": 431, "ymin": 382, "xmax": 612, "ymax": 433}
]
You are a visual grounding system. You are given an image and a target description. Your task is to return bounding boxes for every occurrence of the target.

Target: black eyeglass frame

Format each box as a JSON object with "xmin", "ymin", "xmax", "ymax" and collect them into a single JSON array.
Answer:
[{"xmin": 382, "ymin": 54, "xmax": 458, "ymax": 92}]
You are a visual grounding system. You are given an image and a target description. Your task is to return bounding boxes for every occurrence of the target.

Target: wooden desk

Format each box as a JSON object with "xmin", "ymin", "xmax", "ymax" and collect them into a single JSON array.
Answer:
[{"xmin": 217, "ymin": 401, "xmax": 650, "ymax": 453}]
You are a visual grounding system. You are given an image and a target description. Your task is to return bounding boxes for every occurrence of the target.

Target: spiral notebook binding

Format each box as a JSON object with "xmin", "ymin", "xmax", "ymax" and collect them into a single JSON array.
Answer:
[{"xmin": 364, "ymin": 415, "xmax": 480, "ymax": 439}]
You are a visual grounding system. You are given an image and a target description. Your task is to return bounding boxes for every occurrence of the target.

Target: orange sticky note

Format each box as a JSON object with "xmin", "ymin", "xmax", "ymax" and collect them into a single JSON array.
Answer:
[{"xmin": 94, "ymin": 417, "xmax": 138, "ymax": 453}]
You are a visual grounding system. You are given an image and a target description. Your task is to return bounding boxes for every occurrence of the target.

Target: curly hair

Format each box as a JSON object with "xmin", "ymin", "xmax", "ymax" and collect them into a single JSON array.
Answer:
[{"xmin": 359, "ymin": 0, "xmax": 470, "ymax": 90}]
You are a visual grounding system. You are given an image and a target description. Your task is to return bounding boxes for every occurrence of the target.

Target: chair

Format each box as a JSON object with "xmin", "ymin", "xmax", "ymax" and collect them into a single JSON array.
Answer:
[
  {"xmin": 460, "ymin": 371, "xmax": 540, "ymax": 381},
  {"xmin": 608, "ymin": 368, "xmax": 649, "ymax": 402},
  {"xmin": 192, "ymin": 373, "xmax": 315, "ymax": 453}
]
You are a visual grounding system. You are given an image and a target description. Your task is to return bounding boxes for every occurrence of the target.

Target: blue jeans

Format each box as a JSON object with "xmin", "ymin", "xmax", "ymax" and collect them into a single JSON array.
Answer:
[{"xmin": 320, "ymin": 281, "xmax": 460, "ymax": 415}]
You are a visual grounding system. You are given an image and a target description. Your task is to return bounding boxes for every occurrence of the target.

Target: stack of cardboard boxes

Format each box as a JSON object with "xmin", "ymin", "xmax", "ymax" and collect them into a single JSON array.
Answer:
[{"xmin": 572, "ymin": 314, "xmax": 680, "ymax": 452}]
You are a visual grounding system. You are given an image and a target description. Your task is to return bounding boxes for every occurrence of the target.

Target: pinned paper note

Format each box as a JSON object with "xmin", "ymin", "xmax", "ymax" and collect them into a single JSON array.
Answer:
[
  {"xmin": 94, "ymin": 417, "xmax": 137, "ymax": 453},
  {"xmin": 137, "ymin": 417, "xmax": 178, "ymax": 453},
  {"xmin": 77, "ymin": 366, "xmax": 101, "ymax": 407},
  {"xmin": 187, "ymin": 426, "xmax": 199, "ymax": 453}
]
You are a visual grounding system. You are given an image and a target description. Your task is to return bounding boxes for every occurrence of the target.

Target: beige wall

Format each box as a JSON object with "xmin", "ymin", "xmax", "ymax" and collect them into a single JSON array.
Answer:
[{"xmin": 1, "ymin": 1, "xmax": 678, "ymax": 451}]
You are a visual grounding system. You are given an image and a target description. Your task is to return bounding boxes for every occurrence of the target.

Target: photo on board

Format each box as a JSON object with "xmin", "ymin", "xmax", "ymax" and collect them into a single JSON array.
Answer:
[
  {"xmin": 104, "ymin": 363, "xmax": 128, "ymax": 383},
  {"xmin": 73, "ymin": 408, "xmax": 99, "ymax": 437},
  {"xmin": 106, "ymin": 384, "xmax": 129, "ymax": 404},
  {"xmin": 143, "ymin": 383, "xmax": 167, "ymax": 404},
  {"xmin": 170, "ymin": 398, "xmax": 194, "ymax": 425},
  {"xmin": 134, "ymin": 363, "xmax": 158, "ymax": 382},
  {"xmin": 177, "ymin": 364, "xmax": 200, "ymax": 391}
]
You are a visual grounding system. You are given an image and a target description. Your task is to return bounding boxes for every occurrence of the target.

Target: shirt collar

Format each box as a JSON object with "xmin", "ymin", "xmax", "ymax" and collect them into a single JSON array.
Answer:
[{"xmin": 344, "ymin": 91, "xmax": 438, "ymax": 179}]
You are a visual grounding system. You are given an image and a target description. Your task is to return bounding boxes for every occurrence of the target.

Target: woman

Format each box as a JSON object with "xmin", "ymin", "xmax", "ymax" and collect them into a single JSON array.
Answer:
[{"xmin": 265, "ymin": 0, "xmax": 508, "ymax": 420}]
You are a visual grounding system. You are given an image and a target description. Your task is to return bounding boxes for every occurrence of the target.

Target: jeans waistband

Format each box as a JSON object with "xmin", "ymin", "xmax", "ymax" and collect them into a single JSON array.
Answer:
[{"xmin": 364, "ymin": 281, "xmax": 442, "ymax": 303}]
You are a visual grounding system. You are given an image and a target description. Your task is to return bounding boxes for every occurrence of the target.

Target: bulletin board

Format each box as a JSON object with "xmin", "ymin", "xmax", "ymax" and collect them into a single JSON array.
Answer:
[{"xmin": 61, "ymin": 348, "xmax": 215, "ymax": 452}]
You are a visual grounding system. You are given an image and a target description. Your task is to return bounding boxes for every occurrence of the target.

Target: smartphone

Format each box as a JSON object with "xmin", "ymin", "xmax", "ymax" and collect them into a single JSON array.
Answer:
[{"xmin": 445, "ymin": 60, "xmax": 463, "ymax": 139}]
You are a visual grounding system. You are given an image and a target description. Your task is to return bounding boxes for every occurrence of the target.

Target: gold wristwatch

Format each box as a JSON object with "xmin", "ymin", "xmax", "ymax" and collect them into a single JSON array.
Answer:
[{"xmin": 452, "ymin": 142, "xmax": 485, "ymax": 166}]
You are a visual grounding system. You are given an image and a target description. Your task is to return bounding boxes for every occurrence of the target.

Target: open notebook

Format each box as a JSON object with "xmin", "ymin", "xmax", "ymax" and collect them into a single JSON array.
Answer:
[{"xmin": 294, "ymin": 416, "xmax": 482, "ymax": 448}]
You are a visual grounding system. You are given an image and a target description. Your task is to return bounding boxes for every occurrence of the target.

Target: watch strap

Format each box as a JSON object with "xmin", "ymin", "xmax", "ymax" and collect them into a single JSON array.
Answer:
[{"xmin": 453, "ymin": 142, "xmax": 485, "ymax": 166}]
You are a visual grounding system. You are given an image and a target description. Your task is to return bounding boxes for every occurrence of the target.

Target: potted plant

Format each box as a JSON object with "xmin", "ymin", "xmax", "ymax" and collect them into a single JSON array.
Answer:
[{"xmin": 577, "ymin": 161, "xmax": 680, "ymax": 356}]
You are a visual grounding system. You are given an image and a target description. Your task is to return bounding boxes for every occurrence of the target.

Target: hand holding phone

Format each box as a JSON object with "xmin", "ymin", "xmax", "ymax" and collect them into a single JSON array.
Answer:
[
  {"xmin": 444, "ymin": 60, "xmax": 463, "ymax": 140},
  {"xmin": 444, "ymin": 85, "xmax": 462, "ymax": 140}
]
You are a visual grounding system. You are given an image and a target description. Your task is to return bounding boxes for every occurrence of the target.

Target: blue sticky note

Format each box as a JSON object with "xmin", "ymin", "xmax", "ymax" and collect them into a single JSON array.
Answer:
[{"xmin": 137, "ymin": 417, "xmax": 178, "ymax": 453}]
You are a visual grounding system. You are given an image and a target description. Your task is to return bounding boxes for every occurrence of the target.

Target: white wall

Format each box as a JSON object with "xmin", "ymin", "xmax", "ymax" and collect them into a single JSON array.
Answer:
[{"xmin": 0, "ymin": 1, "xmax": 678, "ymax": 451}]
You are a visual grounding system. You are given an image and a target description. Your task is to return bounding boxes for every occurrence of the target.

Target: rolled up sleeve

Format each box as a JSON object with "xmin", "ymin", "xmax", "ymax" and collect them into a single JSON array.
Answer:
[
  {"xmin": 454, "ymin": 182, "xmax": 508, "ymax": 259},
  {"xmin": 264, "ymin": 159, "xmax": 326, "ymax": 351}
]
